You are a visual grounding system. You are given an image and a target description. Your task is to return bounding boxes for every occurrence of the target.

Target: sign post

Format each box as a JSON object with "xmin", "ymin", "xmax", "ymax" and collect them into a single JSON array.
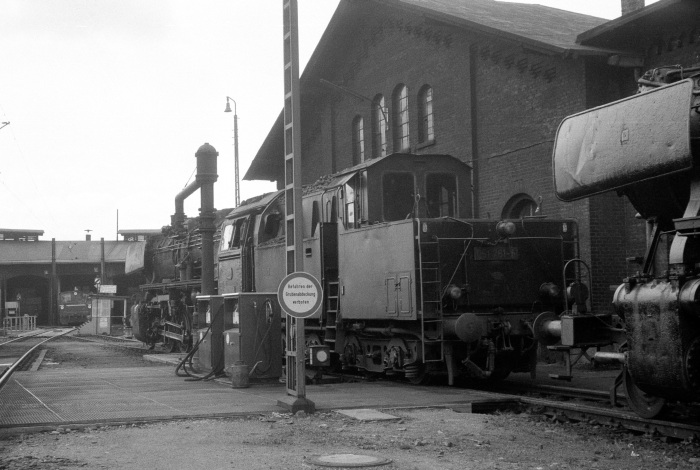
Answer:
[{"xmin": 277, "ymin": 0, "xmax": 315, "ymax": 414}]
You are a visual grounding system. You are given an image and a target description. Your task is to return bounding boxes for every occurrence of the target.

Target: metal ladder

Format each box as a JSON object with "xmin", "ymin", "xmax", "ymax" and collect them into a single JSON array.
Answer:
[
  {"xmin": 418, "ymin": 237, "xmax": 444, "ymax": 363},
  {"xmin": 324, "ymin": 281, "xmax": 340, "ymax": 351}
]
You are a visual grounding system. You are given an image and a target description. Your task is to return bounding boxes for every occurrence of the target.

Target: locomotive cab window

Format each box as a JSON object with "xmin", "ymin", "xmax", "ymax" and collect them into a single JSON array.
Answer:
[
  {"xmin": 259, "ymin": 197, "xmax": 286, "ymax": 244},
  {"xmin": 383, "ymin": 172, "xmax": 415, "ymax": 221},
  {"xmin": 222, "ymin": 218, "xmax": 247, "ymax": 250},
  {"xmin": 342, "ymin": 171, "xmax": 368, "ymax": 229},
  {"xmin": 220, "ymin": 223, "xmax": 234, "ymax": 251},
  {"xmin": 426, "ymin": 173, "xmax": 456, "ymax": 217}
]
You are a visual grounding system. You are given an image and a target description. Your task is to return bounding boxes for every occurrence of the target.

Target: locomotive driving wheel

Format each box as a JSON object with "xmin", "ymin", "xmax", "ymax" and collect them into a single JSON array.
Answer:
[
  {"xmin": 623, "ymin": 366, "xmax": 666, "ymax": 419},
  {"xmin": 404, "ymin": 361, "xmax": 429, "ymax": 385}
]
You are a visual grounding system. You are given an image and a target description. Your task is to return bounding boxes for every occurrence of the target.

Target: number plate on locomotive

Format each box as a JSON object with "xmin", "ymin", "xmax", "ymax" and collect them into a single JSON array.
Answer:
[{"xmin": 473, "ymin": 245, "xmax": 519, "ymax": 261}]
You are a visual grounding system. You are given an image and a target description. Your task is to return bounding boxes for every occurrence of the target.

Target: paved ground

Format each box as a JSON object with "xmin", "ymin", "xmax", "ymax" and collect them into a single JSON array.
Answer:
[
  {"xmin": 0, "ymin": 331, "xmax": 621, "ymax": 434},
  {"xmin": 0, "ymin": 364, "xmax": 507, "ymax": 432}
]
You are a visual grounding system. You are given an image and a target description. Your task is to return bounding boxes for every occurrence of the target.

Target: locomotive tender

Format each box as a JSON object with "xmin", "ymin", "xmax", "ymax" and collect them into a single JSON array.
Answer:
[
  {"xmin": 134, "ymin": 151, "xmax": 583, "ymax": 386},
  {"xmin": 552, "ymin": 65, "xmax": 700, "ymax": 417}
]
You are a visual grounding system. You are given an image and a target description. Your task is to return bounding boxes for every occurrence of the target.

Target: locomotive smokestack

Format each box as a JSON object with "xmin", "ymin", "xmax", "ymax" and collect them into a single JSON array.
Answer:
[
  {"xmin": 621, "ymin": 0, "xmax": 645, "ymax": 16},
  {"xmin": 195, "ymin": 143, "xmax": 218, "ymax": 295}
]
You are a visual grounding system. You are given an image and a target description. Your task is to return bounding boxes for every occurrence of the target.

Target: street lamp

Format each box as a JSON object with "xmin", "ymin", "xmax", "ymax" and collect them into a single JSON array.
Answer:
[{"xmin": 224, "ymin": 96, "xmax": 240, "ymax": 207}]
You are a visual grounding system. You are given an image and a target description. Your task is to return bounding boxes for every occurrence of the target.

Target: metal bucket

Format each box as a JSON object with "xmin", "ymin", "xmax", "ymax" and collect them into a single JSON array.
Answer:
[{"xmin": 228, "ymin": 361, "xmax": 250, "ymax": 389}]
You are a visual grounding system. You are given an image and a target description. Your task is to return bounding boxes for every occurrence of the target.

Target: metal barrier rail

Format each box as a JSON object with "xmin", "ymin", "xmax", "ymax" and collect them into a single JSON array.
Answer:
[{"xmin": 2, "ymin": 316, "xmax": 37, "ymax": 332}]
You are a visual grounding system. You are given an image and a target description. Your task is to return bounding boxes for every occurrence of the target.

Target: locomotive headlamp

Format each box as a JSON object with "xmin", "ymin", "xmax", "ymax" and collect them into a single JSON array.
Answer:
[
  {"xmin": 447, "ymin": 285, "xmax": 462, "ymax": 300},
  {"xmin": 496, "ymin": 221, "xmax": 516, "ymax": 238},
  {"xmin": 309, "ymin": 344, "xmax": 330, "ymax": 366}
]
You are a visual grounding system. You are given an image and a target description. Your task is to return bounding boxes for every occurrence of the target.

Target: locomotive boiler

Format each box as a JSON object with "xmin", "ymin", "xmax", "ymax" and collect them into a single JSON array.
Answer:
[
  {"xmin": 552, "ymin": 66, "xmax": 700, "ymax": 417},
  {"xmin": 217, "ymin": 153, "xmax": 582, "ymax": 385}
]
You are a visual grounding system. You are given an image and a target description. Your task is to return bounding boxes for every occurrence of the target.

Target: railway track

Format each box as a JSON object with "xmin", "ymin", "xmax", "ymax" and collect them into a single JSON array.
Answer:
[
  {"xmin": 0, "ymin": 328, "xmax": 76, "ymax": 390},
  {"xmin": 327, "ymin": 370, "xmax": 700, "ymax": 442},
  {"xmin": 2, "ymin": 333, "xmax": 697, "ymax": 443},
  {"xmin": 470, "ymin": 378, "xmax": 700, "ymax": 442}
]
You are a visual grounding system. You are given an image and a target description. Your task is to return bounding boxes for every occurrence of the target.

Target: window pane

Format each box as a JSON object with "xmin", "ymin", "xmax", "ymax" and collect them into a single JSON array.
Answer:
[
  {"xmin": 426, "ymin": 173, "xmax": 456, "ymax": 217},
  {"xmin": 221, "ymin": 224, "xmax": 234, "ymax": 250},
  {"xmin": 373, "ymin": 95, "xmax": 387, "ymax": 158},
  {"xmin": 345, "ymin": 183, "xmax": 355, "ymax": 226},
  {"xmin": 352, "ymin": 116, "xmax": 365, "ymax": 164},
  {"xmin": 393, "ymin": 85, "xmax": 409, "ymax": 151},
  {"xmin": 419, "ymin": 86, "xmax": 434, "ymax": 143},
  {"xmin": 383, "ymin": 173, "xmax": 415, "ymax": 221}
]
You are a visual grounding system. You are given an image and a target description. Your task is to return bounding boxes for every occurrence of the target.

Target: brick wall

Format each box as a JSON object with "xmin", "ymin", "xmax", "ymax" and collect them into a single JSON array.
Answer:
[{"xmin": 300, "ymin": 9, "xmax": 472, "ymax": 185}]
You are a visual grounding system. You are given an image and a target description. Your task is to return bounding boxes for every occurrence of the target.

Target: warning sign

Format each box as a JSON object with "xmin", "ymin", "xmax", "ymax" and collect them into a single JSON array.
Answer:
[{"xmin": 277, "ymin": 272, "xmax": 323, "ymax": 319}]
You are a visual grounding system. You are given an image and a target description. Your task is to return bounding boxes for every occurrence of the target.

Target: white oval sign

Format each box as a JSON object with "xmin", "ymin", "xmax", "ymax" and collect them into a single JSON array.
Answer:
[{"xmin": 277, "ymin": 272, "xmax": 323, "ymax": 318}]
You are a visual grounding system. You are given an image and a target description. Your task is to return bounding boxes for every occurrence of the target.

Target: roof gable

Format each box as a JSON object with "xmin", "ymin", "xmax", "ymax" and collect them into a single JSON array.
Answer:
[{"xmin": 246, "ymin": 0, "xmax": 615, "ymax": 182}]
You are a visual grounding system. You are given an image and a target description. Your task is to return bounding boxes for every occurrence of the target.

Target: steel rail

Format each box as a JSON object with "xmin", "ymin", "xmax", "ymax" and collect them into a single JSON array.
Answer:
[
  {"xmin": 493, "ymin": 381, "xmax": 624, "ymax": 404},
  {"xmin": 520, "ymin": 396, "xmax": 700, "ymax": 441},
  {"xmin": 68, "ymin": 334, "xmax": 150, "ymax": 350},
  {"xmin": 0, "ymin": 329, "xmax": 46, "ymax": 346},
  {"xmin": 0, "ymin": 328, "xmax": 76, "ymax": 391}
]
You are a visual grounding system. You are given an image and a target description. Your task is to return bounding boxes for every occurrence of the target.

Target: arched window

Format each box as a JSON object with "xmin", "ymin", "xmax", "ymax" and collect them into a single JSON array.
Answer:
[
  {"xmin": 392, "ymin": 84, "xmax": 409, "ymax": 151},
  {"xmin": 352, "ymin": 115, "xmax": 365, "ymax": 164},
  {"xmin": 372, "ymin": 94, "xmax": 387, "ymax": 159},
  {"xmin": 418, "ymin": 85, "xmax": 434, "ymax": 144},
  {"xmin": 502, "ymin": 194, "xmax": 538, "ymax": 219}
]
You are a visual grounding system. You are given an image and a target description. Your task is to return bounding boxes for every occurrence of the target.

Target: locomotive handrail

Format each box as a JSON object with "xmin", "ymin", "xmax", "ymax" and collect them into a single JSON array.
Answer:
[
  {"xmin": 561, "ymin": 258, "xmax": 593, "ymax": 314},
  {"xmin": 434, "ymin": 236, "xmax": 565, "ymax": 241}
]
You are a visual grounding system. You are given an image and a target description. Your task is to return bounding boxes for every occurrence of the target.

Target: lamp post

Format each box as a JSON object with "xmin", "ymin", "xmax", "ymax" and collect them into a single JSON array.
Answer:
[{"xmin": 224, "ymin": 97, "xmax": 240, "ymax": 207}]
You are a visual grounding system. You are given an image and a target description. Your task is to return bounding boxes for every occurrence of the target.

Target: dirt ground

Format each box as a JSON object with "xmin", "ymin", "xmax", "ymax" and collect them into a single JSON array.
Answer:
[
  {"xmin": 39, "ymin": 336, "xmax": 165, "ymax": 369},
  {"xmin": 1, "ymin": 407, "xmax": 699, "ymax": 470}
]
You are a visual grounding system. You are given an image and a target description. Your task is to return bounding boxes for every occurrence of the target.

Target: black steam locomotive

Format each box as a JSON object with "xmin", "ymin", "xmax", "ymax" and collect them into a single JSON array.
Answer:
[
  {"xmin": 552, "ymin": 65, "xmax": 700, "ymax": 417},
  {"xmin": 132, "ymin": 150, "xmax": 585, "ymax": 386}
]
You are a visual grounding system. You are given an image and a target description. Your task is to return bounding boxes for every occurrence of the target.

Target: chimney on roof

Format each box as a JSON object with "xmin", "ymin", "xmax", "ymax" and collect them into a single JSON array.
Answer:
[{"xmin": 621, "ymin": 0, "xmax": 645, "ymax": 16}]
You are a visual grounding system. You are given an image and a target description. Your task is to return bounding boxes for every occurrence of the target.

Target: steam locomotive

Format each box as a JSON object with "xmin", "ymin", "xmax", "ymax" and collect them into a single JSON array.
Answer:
[
  {"xmin": 551, "ymin": 65, "xmax": 700, "ymax": 417},
  {"xmin": 132, "ymin": 150, "xmax": 587, "ymax": 386},
  {"xmin": 57, "ymin": 290, "xmax": 92, "ymax": 326}
]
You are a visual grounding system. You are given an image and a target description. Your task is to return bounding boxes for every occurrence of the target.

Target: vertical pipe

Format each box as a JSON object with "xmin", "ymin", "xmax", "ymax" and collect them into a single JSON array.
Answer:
[
  {"xmin": 234, "ymin": 112, "xmax": 240, "ymax": 208},
  {"xmin": 51, "ymin": 238, "xmax": 57, "ymax": 326},
  {"xmin": 100, "ymin": 238, "xmax": 105, "ymax": 286},
  {"xmin": 195, "ymin": 143, "xmax": 219, "ymax": 296},
  {"xmin": 469, "ymin": 43, "xmax": 479, "ymax": 218}
]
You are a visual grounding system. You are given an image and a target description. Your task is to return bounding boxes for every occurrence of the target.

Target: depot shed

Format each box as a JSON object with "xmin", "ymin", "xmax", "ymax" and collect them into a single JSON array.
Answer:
[{"xmin": 0, "ymin": 229, "xmax": 137, "ymax": 326}]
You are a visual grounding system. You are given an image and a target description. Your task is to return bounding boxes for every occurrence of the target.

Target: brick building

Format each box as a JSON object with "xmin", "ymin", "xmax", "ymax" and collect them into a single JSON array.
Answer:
[{"xmin": 245, "ymin": 0, "xmax": 697, "ymax": 313}]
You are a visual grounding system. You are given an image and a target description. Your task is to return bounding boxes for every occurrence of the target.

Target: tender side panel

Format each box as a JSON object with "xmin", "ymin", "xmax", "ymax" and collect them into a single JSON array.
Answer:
[
  {"xmin": 339, "ymin": 220, "xmax": 416, "ymax": 320},
  {"xmin": 553, "ymin": 79, "xmax": 694, "ymax": 201}
]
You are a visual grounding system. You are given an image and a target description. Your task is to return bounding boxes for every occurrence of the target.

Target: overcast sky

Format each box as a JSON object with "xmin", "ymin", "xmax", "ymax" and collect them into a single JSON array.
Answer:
[{"xmin": 0, "ymin": 0, "xmax": 658, "ymax": 241}]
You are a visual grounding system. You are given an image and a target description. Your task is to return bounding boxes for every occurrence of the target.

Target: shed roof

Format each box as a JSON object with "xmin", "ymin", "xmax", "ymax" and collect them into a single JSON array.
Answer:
[
  {"xmin": 0, "ymin": 241, "xmax": 130, "ymax": 265},
  {"xmin": 576, "ymin": 0, "xmax": 697, "ymax": 51}
]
